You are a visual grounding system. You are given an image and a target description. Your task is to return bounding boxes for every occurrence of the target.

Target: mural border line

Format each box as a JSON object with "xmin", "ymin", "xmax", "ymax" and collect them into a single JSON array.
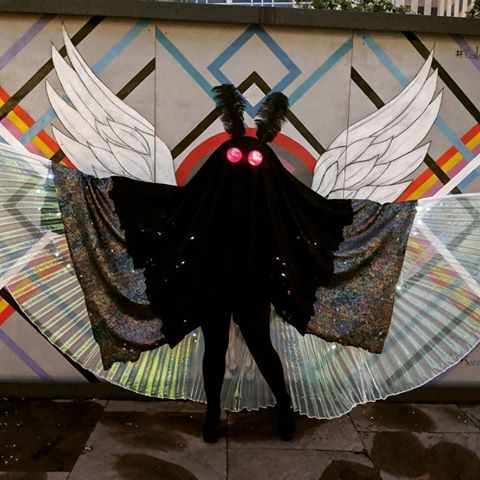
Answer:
[
  {"xmin": 0, "ymin": 16, "xmax": 105, "ymax": 122},
  {"xmin": 1, "ymin": 2, "xmax": 480, "ymax": 36}
]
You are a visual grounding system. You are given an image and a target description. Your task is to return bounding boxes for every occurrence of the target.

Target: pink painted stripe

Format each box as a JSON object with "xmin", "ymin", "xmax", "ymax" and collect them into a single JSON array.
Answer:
[
  {"xmin": 447, "ymin": 158, "xmax": 470, "ymax": 179},
  {"xmin": 26, "ymin": 142, "xmax": 44, "ymax": 156},
  {"xmin": 1, "ymin": 118, "xmax": 46, "ymax": 156},
  {"xmin": 0, "ymin": 15, "xmax": 53, "ymax": 71},
  {"xmin": 421, "ymin": 141, "xmax": 480, "ymax": 198},
  {"xmin": 0, "ymin": 102, "xmax": 50, "ymax": 156},
  {"xmin": 0, "ymin": 117, "xmax": 22, "ymax": 137},
  {"xmin": 469, "ymin": 143, "xmax": 480, "ymax": 156},
  {"xmin": 422, "ymin": 158, "xmax": 469, "ymax": 197}
]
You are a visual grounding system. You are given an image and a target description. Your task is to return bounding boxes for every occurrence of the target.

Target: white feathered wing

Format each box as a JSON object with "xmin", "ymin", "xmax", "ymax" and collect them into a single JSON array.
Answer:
[
  {"xmin": 312, "ymin": 52, "xmax": 442, "ymax": 203},
  {"xmin": 46, "ymin": 26, "xmax": 176, "ymax": 185}
]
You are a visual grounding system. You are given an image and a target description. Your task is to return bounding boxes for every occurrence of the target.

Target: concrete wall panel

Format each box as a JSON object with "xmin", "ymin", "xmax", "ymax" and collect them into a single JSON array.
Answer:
[{"xmin": 0, "ymin": 12, "xmax": 478, "ymax": 393}]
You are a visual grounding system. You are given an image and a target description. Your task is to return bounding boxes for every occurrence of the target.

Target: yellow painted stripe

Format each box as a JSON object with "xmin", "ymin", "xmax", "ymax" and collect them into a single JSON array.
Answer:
[
  {"xmin": 0, "ymin": 297, "xmax": 10, "ymax": 313},
  {"xmin": 31, "ymin": 136, "xmax": 54, "ymax": 157},
  {"xmin": 444, "ymin": 151, "xmax": 465, "ymax": 170},
  {"xmin": 465, "ymin": 131, "xmax": 480, "ymax": 151},
  {"xmin": 408, "ymin": 151, "xmax": 465, "ymax": 199},
  {"xmin": 0, "ymin": 101, "xmax": 55, "ymax": 158},
  {"xmin": 405, "ymin": 130, "xmax": 480, "ymax": 200},
  {"xmin": 7, "ymin": 111, "xmax": 54, "ymax": 157},
  {"xmin": 5, "ymin": 111, "xmax": 30, "ymax": 134}
]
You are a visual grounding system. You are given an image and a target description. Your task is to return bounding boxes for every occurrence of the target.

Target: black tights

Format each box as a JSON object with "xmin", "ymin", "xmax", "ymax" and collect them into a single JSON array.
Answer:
[{"xmin": 201, "ymin": 302, "xmax": 289, "ymax": 412}]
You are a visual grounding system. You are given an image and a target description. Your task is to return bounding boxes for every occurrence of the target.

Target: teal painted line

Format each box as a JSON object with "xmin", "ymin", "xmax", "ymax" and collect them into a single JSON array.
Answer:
[
  {"xmin": 459, "ymin": 167, "xmax": 480, "ymax": 190},
  {"xmin": 155, "ymin": 28, "xmax": 213, "ymax": 98},
  {"xmin": 359, "ymin": 32, "xmax": 409, "ymax": 85},
  {"xmin": 358, "ymin": 32, "xmax": 473, "ymax": 161},
  {"xmin": 20, "ymin": 19, "xmax": 151, "ymax": 145},
  {"xmin": 92, "ymin": 19, "xmax": 152, "ymax": 73},
  {"xmin": 435, "ymin": 117, "xmax": 474, "ymax": 161},
  {"xmin": 289, "ymin": 37, "xmax": 353, "ymax": 106}
]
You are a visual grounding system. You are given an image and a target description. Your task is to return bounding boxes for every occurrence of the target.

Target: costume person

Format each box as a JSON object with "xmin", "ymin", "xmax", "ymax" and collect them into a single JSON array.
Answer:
[
  {"xmin": 109, "ymin": 85, "xmax": 356, "ymax": 441},
  {"xmin": 0, "ymin": 29, "xmax": 479, "ymax": 443}
]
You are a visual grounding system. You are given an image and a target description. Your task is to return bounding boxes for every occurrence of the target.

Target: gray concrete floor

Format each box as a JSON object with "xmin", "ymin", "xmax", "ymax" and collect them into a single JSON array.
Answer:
[{"xmin": 0, "ymin": 399, "xmax": 479, "ymax": 479}]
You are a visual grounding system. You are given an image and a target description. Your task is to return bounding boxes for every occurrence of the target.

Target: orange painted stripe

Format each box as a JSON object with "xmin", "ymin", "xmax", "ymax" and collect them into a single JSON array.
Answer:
[
  {"xmin": 398, "ymin": 148, "xmax": 459, "ymax": 201},
  {"xmin": 0, "ymin": 297, "xmax": 11, "ymax": 313},
  {"xmin": 0, "ymin": 298, "xmax": 15, "ymax": 325},
  {"xmin": 60, "ymin": 157, "xmax": 75, "ymax": 168},
  {"xmin": 398, "ymin": 123, "xmax": 480, "ymax": 201},
  {"xmin": 405, "ymin": 151, "xmax": 465, "ymax": 200},
  {"xmin": 176, "ymin": 132, "xmax": 232, "ymax": 186},
  {"xmin": 462, "ymin": 123, "xmax": 480, "ymax": 144},
  {"xmin": 400, "ymin": 176, "xmax": 437, "ymax": 201},
  {"xmin": 0, "ymin": 85, "xmax": 65, "ymax": 161},
  {"xmin": 0, "ymin": 105, "xmax": 56, "ymax": 157},
  {"xmin": 273, "ymin": 133, "xmax": 317, "ymax": 173},
  {"xmin": 176, "ymin": 128, "xmax": 318, "ymax": 186},
  {"xmin": 465, "ymin": 131, "xmax": 480, "ymax": 150},
  {"xmin": 0, "ymin": 87, "xmax": 9, "ymax": 102}
]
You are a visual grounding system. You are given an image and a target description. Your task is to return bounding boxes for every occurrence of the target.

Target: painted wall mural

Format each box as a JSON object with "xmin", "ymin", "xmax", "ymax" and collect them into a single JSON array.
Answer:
[{"xmin": 0, "ymin": 13, "xmax": 479, "ymax": 388}]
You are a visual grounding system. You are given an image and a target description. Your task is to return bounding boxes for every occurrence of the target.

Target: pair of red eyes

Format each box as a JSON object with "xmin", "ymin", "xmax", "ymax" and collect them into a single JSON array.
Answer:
[{"xmin": 226, "ymin": 147, "xmax": 263, "ymax": 166}]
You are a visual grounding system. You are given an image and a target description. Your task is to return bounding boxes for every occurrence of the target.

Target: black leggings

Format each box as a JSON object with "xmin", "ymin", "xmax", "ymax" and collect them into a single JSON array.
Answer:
[{"xmin": 201, "ymin": 302, "xmax": 289, "ymax": 411}]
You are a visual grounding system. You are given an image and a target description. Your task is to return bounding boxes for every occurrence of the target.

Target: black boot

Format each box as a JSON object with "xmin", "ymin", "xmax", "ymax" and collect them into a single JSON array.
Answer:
[
  {"xmin": 276, "ymin": 394, "xmax": 295, "ymax": 441},
  {"xmin": 203, "ymin": 406, "xmax": 222, "ymax": 443}
]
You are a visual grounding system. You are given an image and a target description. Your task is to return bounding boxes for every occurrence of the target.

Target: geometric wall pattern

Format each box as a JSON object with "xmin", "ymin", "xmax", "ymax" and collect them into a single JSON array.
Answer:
[{"xmin": 0, "ymin": 13, "xmax": 479, "ymax": 386}]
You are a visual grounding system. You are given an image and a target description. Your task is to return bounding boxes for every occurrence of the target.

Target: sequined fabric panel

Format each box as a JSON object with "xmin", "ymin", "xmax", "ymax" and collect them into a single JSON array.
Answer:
[
  {"xmin": 53, "ymin": 164, "xmax": 165, "ymax": 369},
  {"xmin": 306, "ymin": 200, "xmax": 418, "ymax": 353}
]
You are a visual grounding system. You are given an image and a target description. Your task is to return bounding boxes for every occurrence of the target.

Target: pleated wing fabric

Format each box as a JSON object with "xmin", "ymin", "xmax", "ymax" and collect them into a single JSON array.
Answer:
[{"xmin": 0, "ymin": 144, "xmax": 479, "ymax": 418}]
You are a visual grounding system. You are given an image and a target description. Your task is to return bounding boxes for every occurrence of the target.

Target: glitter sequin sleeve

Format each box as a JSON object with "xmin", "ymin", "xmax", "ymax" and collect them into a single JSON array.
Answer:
[
  {"xmin": 53, "ymin": 163, "xmax": 165, "ymax": 369},
  {"xmin": 306, "ymin": 199, "xmax": 418, "ymax": 353}
]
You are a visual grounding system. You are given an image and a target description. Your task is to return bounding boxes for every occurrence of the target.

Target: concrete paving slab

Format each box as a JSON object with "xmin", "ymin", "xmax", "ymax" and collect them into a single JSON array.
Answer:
[
  {"xmin": 350, "ymin": 403, "xmax": 479, "ymax": 433},
  {"xmin": 0, "ymin": 400, "xmax": 103, "ymax": 473},
  {"xmin": 105, "ymin": 399, "xmax": 205, "ymax": 413},
  {"xmin": 0, "ymin": 474, "xmax": 69, "ymax": 479},
  {"xmin": 227, "ymin": 408, "xmax": 364, "ymax": 452},
  {"xmin": 87, "ymin": 399, "xmax": 109, "ymax": 408},
  {"xmin": 360, "ymin": 431, "xmax": 480, "ymax": 480},
  {"xmin": 68, "ymin": 410, "xmax": 226, "ymax": 480},
  {"xmin": 459, "ymin": 405, "xmax": 480, "ymax": 430},
  {"xmin": 228, "ymin": 449, "xmax": 380, "ymax": 480}
]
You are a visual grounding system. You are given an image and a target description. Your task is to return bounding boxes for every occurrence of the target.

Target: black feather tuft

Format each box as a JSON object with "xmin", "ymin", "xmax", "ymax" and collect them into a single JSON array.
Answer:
[
  {"xmin": 212, "ymin": 84, "xmax": 246, "ymax": 139},
  {"xmin": 255, "ymin": 92, "xmax": 289, "ymax": 143}
]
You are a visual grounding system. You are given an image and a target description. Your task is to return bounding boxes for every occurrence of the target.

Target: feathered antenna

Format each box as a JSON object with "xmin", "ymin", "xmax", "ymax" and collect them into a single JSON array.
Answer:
[
  {"xmin": 255, "ymin": 92, "xmax": 289, "ymax": 143},
  {"xmin": 212, "ymin": 84, "xmax": 246, "ymax": 139}
]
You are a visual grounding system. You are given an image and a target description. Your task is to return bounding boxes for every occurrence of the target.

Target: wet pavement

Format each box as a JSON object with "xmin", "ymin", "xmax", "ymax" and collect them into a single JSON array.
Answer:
[{"xmin": 0, "ymin": 399, "xmax": 479, "ymax": 479}]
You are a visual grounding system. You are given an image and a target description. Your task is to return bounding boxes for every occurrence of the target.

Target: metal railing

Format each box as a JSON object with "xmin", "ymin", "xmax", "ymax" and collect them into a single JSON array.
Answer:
[
  {"xmin": 182, "ymin": 0, "xmax": 474, "ymax": 16},
  {"xmin": 189, "ymin": 0, "xmax": 297, "ymax": 6}
]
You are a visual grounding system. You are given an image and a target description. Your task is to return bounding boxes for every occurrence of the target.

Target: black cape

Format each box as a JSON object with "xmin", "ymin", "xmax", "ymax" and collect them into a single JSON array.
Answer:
[{"xmin": 110, "ymin": 136, "xmax": 354, "ymax": 347}]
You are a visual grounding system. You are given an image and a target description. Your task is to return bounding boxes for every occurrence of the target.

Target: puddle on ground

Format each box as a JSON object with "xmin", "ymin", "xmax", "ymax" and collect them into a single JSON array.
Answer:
[
  {"xmin": 426, "ymin": 441, "xmax": 480, "ymax": 480},
  {"xmin": 371, "ymin": 432, "xmax": 428, "ymax": 476},
  {"xmin": 319, "ymin": 459, "xmax": 382, "ymax": 480},
  {"xmin": 115, "ymin": 453, "xmax": 198, "ymax": 480},
  {"xmin": 365, "ymin": 405, "xmax": 436, "ymax": 432},
  {"xmin": 370, "ymin": 431, "xmax": 480, "ymax": 480},
  {"xmin": 434, "ymin": 405, "xmax": 473, "ymax": 427},
  {"xmin": 99, "ymin": 412, "xmax": 204, "ymax": 450},
  {"xmin": 0, "ymin": 399, "xmax": 103, "ymax": 472},
  {"xmin": 227, "ymin": 408, "xmax": 315, "ymax": 441}
]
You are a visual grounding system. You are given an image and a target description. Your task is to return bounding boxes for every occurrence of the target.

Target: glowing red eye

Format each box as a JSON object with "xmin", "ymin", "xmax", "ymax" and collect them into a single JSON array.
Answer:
[
  {"xmin": 226, "ymin": 147, "xmax": 242, "ymax": 163},
  {"xmin": 248, "ymin": 150, "xmax": 263, "ymax": 166}
]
